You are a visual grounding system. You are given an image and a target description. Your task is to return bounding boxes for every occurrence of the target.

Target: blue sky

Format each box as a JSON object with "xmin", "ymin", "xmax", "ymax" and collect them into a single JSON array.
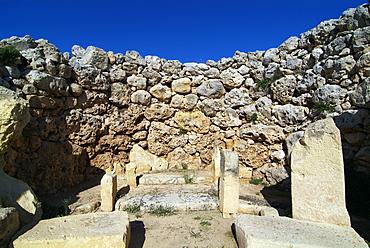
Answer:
[{"xmin": 0, "ymin": 0, "xmax": 366, "ymax": 63}]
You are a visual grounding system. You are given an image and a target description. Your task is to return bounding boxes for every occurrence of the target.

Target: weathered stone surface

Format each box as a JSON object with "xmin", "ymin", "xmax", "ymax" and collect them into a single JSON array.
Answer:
[
  {"xmin": 272, "ymin": 104, "xmax": 308, "ymax": 127},
  {"xmin": 313, "ymin": 84, "xmax": 347, "ymax": 106},
  {"xmin": 109, "ymin": 82, "xmax": 131, "ymax": 107},
  {"xmin": 238, "ymin": 124, "xmax": 285, "ymax": 144},
  {"xmin": 170, "ymin": 94, "xmax": 198, "ymax": 110},
  {"xmin": 82, "ymin": 46, "xmax": 109, "ymax": 71},
  {"xmin": 109, "ymin": 66, "xmax": 126, "ymax": 82},
  {"xmin": 144, "ymin": 103, "xmax": 174, "ymax": 121},
  {"xmin": 129, "ymin": 144, "xmax": 168, "ymax": 172},
  {"xmin": 11, "ymin": 212, "xmax": 131, "ymax": 248},
  {"xmin": 220, "ymin": 68, "xmax": 245, "ymax": 89},
  {"xmin": 167, "ymin": 147, "xmax": 202, "ymax": 170},
  {"xmin": 350, "ymin": 78, "xmax": 370, "ymax": 108},
  {"xmin": 131, "ymin": 90, "xmax": 151, "ymax": 105},
  {"xmin": 174, "ymin": 110, "xmax": 210, "ymax": 134},
  {"xmin": 147, "ymin": 122, "xmax": 188, "ymax": 156},
  {"xmin": 270, "ymin": 75, "xmax": 297, "ymax": 104},
  {"xmin": 171, "ymin": 78, "xmax": 191, "ymax": 94},
  {"xmin": 149, "ymin": 84, "xmax": 172, "ymax": 102},
  {"xmin": 219, "ymin": 150, "xmax": 239, "ymax": 218},
  {"xmin": 290, "ymin": 118, "xmax": 351, "ymax": 226},
  {"xmin": 127, "ymin": 75, "xmax": 147, "ymax": 89},
  {"xmin": 235, "ymin": 215, "xmax": 367, "ymax": 248},
  {"xmin": 0, "ymin": 207, "xmax": 19, "ymax": 247},
  {"xmin": 196, "ymin": 80, "xmax": 225, "ymax": 98},
  {"xmin": 100, "ymin": 172, "xmax": 117, "ymax": 212},
  {"xmin": 24, "ymin": 70, "xmax": 68, "ymax": 97}
]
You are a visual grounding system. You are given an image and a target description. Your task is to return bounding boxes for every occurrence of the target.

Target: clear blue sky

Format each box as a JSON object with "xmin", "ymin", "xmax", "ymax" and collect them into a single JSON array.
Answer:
[{"xmin": 0, "ymin": 0, "xmax": 366, "ymax": 63}]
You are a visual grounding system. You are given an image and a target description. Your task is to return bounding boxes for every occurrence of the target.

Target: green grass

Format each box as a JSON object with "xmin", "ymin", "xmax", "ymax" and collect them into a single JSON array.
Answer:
[
  {"xmin": 249, "ymin": 178, "xmax": 268, "ymax": 186},
  {"xmin": 315, "ymin": 102, "xmax": 336, "ymax": 112},
  {"xmin": 183, "ymin": 173, "xmax": 194, "ymax": 184},
  {"xmin": 256, "ymin": 78, "xmax": 270, "ymax": 88},
  {"xmin": 122, "ymin": 204, "xmax": 141, "ymax": 214},
  {"xmin": 251, "ymin": 113, "xmax": 258, "ymax": 124},
  {"xmin": 149, "ymin": 205, "xmax": 176, "ymax": 217},
  {"xmin": 190, "ymin": 231, "xmax": 201, "ymax": 238},
  {"xmin": 178, "ymin": 129, "xmax": 188, "ymax": 135},
  {"xmin": 200, "ymin": 221, "xmax": 211, "ymax": 226}
]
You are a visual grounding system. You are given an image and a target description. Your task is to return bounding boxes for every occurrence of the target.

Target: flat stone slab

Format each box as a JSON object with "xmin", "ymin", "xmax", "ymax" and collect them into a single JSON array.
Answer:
[
  {"xmin": 235, "ymin": 215, "xmax": 367, "ymax": 248},
  {"xmin": 12, "ymin": 212, "xmax": 130, "ymax": 248},
  {"xmin": 138, "ymin": 173, "xmax": 213, "ymax": 185},
  {"xmin": 116, "ymin": 192, "xmax": 218, "ymax": 212}
]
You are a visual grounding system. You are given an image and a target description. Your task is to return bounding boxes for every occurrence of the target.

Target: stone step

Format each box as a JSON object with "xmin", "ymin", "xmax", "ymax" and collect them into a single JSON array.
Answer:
[
  {"xmin": 235, "ymin": 215, "xmax": 368, "ymax": 248},
  {"xmin": 11, "ymin": 212, "xmax": 130, "ymax": 248},
  {"xmin": 116, "ymin": 192, "xmax": 218, "ymax": 212},
  {"xmin": 138, "ymin": 172, "xmax": 213, "ymax": 185}
]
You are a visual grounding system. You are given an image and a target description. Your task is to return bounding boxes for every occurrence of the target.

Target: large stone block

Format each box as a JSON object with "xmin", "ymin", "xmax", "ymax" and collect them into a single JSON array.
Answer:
[
  {"xmin": 11, "ymin": 212, "xmax": 131, "ymax": 248},
  {"xmin": 219, "ymin": 149, "xmax": 239, "ymax": 218},
  {"xmin": 290, "ymin": 118, "xmax": 351, "ymax": 226},
  {"xmin": 235, "ymin": 215, "xmax": 367, "ymax": 248}
]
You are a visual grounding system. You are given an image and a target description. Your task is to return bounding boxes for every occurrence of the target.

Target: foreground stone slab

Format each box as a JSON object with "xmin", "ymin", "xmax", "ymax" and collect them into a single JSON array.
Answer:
[
  {"xmin": 235, "ymin": 215, "xmax": 367, "ymax": 248},
  {"xmin": 290, "ymin": 118, "xmax": 351, "ymax": 226},
  {"xmin": 12, "ymin": 212, "xmax": 130, "ymax": 248},
  {"xmin": 100, "ymin": 172, "xmax": 117, "ymax": 212}
]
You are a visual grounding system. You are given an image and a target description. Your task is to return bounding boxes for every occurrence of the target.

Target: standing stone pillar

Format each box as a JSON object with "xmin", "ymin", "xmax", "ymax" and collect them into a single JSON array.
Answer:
[
  {"xmin": 126, "ymin": 163, "xmax": 137, "ymax": 187},
  {"xmin": 100, "ymin": 172, "xmax": 117, "ymax": 212},
  {"xmin": 219, "ymin": 149, "xmax": 239, "ymax": 218},
  {"xmin": 290, "ymin": 118, "xmax": 351, "ymax": 226},
  {"xmin": 211, "ymin": 143, "xmax": 221, "ymax": 187}
]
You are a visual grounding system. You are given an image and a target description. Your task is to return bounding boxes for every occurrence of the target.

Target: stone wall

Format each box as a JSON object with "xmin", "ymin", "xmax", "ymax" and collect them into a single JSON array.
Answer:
[{"xmin": 1, "ymin": 4, "xmax": 370, "ymax": 195}]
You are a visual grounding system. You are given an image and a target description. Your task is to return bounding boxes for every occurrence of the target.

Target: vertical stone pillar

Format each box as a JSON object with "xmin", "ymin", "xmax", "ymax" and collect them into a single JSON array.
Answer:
[
  {"xmin": 211, "ymin": 143, "xmax": 221, "ymax": 186},
  {"xmin": 100, "ymin": 172, "xmax": 117, "ymax": 212},
  {"xmin": 126, "ymin": 163, "xmax": 137, "ymax": 187},
  {"xmin": 290, "ymin": 118, "xmax": 351, "ymax": 226},
  {"xmin": 219, "ymin": 149, "xmax": 239, "ymax": 218}
]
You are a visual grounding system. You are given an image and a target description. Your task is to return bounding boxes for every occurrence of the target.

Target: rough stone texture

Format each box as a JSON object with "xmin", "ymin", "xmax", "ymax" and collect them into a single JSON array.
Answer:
[
  {"xmin": 129, "ymin": 144, "xmax": 168, "ymax": 172},
  {"xmin": 0, "ymin": 86, "xmax": 42, "ymax": 227},
  {"xmin": 174, "ymin": 110, "xmax": 210, "ymax": 134},
  {"xmin": 11, "ymin": 212, "xmax": 131, "ymax": 248},
  {"xmin": 100, "ymin": 172, "xmax": 117, "ymax": 212},
  {"xmin": 235, "ymin": 215, "xmax": 367, "ymax": 248},
  {"xmin": 2, "ymin": 4, "xmax": 370, "ymax": 196},
  {"xmin": 219, "ymin": 150, "xmax": 239, "ymax": 218},
  {"xmin": 290, "ymin": 118, "xmax": 351, "ymax": 226},
  {"xmin": 0, "ymin": 207, "xmax": 19, "ymax": 248},
  {"xmin": 116, "ymin": 192, "xmax": 218, "ymax": 212}
]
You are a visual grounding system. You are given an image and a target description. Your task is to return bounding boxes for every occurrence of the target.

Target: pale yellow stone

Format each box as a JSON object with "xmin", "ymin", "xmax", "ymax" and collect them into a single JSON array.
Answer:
[
  {"xmin": 171, "ymin": 78, "xmax": 191, "ymax": 94},
  {"xmin": 12, "ymin": 212, "xmax": 131, "ymax": 248},
  {"xmin": 290, "ymin": 118, "xmax": 351, "ymax": 226},
  {"xmin": 219, "ymin": 149, "xmax": 239, "ymax": 218},
  {"xmin": 211, "ymin": 143, "xmax": 221, "ymax": 186},
  {"xmin": 225, "ymin": 139, "xmax": 234, "ymax": 149},
  {"xmin": 129, "ymin": 144, "xmax": 168, "ymax": 173},
  {"xmin": 126, "ymin": 163, "xmax": 137, "ymax": 187},
  {"xmin": 100, "ymin": 172, "xmax": 117, "ymax": 212},
  {"xmin": 174, "ymin": 110, "xmax": 210, "ymax": 134},
  {"xmin": 239, "ymin": 166, "xmax": 252, "ymax": 179}
]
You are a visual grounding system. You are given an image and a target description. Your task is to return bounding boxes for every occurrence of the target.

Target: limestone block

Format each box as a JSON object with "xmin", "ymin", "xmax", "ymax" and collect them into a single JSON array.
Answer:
[
  {"xmin": 129, "ymin": 144, "xmax": 168, "ymax": 173},
  {"xmin": 174, "ymin": 110, "xmax": 211, "ymax": 134},
  {"xmin": 172, "ymin": 78, "xmax": 191, "ymax": 94},
  {"xmin": 100, "ymin": 172, "xmax": 117, "ymax": 212},
  {"xmin": 290, "ymin": 118, "xmax": 351, "ymax": 226},
  {"xmin": 12, "ymin": 212, "xmax": 131, "ymax": 248},
  {"xmin": 235, "ymin": 215, "xmax": 367, "ymax": 248},
  {"xmin": 219, "ymin": 149, "xmax": 239, "ymax": 218},
  {"xmin": 239, "ymin": 166, "xmax": 252, "ymax": 179},
  {"xmin": 126, "ymin": 163, "xmax": 137, "ymax": 187},
  {"xmin": 0, "ymin": 207, "xmax": 19, "ymax": 247},
  {"xmin": 211, "ymin": 144, "xmax": 221, "ymax": 186}
]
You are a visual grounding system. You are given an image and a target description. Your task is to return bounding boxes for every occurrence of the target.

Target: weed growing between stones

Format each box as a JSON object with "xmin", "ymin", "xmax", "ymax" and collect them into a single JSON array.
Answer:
[
  {"xmin": 148, "ymin": 205, "xmax": 176, "ymax": 217},
  {"xmin": 256, "ymin": 78, "xmax": 270, "ymax": 88},
  {"xmin": 178, "ymin": 129, "xmax": 188, "ymax": 135},
  {"xmin": 200, "ymin": 221, "xmax": 211, "ymax": 226},
  {"xmin": 0, "ymin": 45, "xmax": 20, "ymax": 64},
  {"xmin": 190, "ymin": 231, "xmax": 201, "ymax": 238},
  {"xmin": 314, "ymin": 102, "xmax": 336, "ymax": 112},
  {"xmin": 61, "ymin": 198, "xmax": 71, "ymax": 216},
  {"xmin": 183, "ymin": 173, "xmax": 194, "ymax": 184},
  {"xmin": 249, "ymin": 178, "xmax": 268, "ymax": 186},
  {"xmin": 251, "ymin": 113, "xmax": 258, "ymax": 124},
  {"xmin": 122, "ymin": 204, "xmax": 141, "ymax": 214}
]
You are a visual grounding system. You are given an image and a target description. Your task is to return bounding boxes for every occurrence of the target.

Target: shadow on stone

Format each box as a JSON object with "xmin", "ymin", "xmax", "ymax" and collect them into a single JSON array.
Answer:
[{"xmin": 128, "ymin": 220, "xmax": 146, "ymax": 248}]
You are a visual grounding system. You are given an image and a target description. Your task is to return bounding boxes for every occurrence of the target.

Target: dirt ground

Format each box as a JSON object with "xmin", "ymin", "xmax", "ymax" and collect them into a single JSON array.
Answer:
[{"xmin": 38, "ymin": 173, "xmax": 370, "ymax": 247}]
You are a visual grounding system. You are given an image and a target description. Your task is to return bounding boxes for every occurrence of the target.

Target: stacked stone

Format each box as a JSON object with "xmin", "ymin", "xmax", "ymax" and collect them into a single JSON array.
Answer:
[{"xmin": 0, "ymin": 4, "xmax": 369, "ymax": 195}]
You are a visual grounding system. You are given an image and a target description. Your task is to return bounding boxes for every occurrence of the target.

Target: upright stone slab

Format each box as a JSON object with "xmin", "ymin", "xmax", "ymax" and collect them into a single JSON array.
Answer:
[
  {"xmin": 211, "ymin": 143, "xmax": 221, "ymax": 186},
  {"xmin": 100, "ymin": 172, "xmax": 117, "ymax": 212},
  {"xmin": 290, "ymin": 118, "xmax": 351, "ymax": 226},
  {"xmin": 219, "ymin": 149, "xmax": 239, "ymax": 218},
  {"xmin": 11, "ymin": 212, "xmax": 131, "ymax": 248},
  {"xmin": 126, "ymin": 163, "xmax": 137, "ymax": 187}
]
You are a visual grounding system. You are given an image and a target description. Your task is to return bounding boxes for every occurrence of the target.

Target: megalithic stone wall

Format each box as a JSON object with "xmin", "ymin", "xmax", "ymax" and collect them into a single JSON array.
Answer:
[
  {"xmin": 290, "ymin": 118, "xmax": 351, "ymax": 226},
  {"xmin": 1, "ymin": 4, "xmax": 370, "ymax": 195}
]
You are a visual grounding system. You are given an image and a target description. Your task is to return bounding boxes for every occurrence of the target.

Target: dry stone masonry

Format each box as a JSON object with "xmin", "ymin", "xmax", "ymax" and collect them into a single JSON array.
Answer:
[{"xmin": 0, "ymin": 4, "xmax": 369, "ymax": 203}]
